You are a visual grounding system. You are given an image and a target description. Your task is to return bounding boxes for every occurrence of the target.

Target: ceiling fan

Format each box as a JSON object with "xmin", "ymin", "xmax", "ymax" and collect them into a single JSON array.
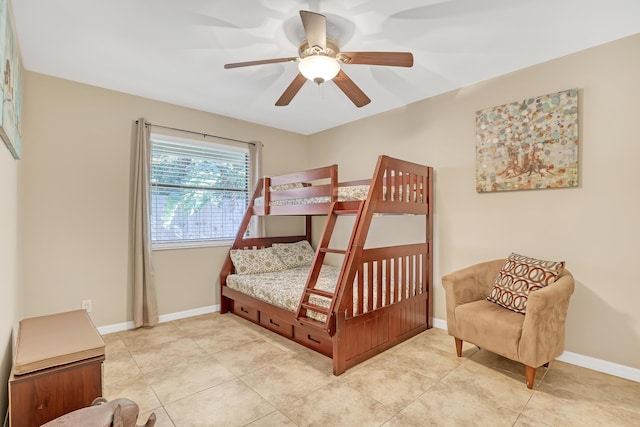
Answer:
[{"xmin": 224, "ymin": 10, "xmax": 414, "ymax": 108}]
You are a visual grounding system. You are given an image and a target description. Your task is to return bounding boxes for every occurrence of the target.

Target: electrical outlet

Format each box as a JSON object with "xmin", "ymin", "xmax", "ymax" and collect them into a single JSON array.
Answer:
[{"xmin": 82, "ymin": 299, "xmax": 92, "ymax": 313}]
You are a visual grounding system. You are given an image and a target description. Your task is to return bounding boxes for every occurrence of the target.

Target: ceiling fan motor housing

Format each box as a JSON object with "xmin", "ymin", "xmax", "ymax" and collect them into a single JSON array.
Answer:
[{"xmin": 298, "ymin": 37, "xmax": 340, "ymax": 60}]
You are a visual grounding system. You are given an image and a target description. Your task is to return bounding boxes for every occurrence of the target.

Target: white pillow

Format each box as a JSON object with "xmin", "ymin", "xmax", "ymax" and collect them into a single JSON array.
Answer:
[
  {"xmin": 272, "ymin": 240, "xmax": 315, "ymax": 268},
  {"xmin": 229, "ymin": 247, "xmax": 287, "ymax": 275}
]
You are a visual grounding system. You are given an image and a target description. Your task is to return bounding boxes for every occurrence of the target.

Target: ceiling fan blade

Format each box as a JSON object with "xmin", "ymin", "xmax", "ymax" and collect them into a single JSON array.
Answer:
[
  {"xmin": 339, "ymin": 52, "xmax": 414, "ymax": 67},
  {"xmin": 224, "ymin": 57, "xmax": 298, "ymax": 69},
  {"xmin": 333, "ymin": 70, "xmax": 371, "ymax": 108},
  {"xmin": 300, "ymin": 10, "xmax": 326, "ymax": 50},
  {"xmin": 275, "ymin": 73, "xmax": 307, "ymax": 106}
]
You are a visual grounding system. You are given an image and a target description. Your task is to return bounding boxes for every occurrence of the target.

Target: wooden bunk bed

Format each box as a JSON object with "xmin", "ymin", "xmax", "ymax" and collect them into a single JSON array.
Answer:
[{"xmin": 219, "ymin": 155, "xmax": 434, "ymax": 375}]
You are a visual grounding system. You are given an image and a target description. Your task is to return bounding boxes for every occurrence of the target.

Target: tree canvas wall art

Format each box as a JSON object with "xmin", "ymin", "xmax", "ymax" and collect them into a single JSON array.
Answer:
[
  {"xmin": 0, "ymin": 0, "xmax": 23, "ymax": 160},
  {"xmin": 476, "ymin": 89, "xmax": 579, "ymax": 193}
]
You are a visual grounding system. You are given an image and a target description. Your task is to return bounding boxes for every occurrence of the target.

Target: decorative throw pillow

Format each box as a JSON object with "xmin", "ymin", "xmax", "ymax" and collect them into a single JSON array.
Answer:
[
  {"xmin": 229, "ymin": 247, "xmax": 287, "ymax": 275},
  {"xmin": 272, "ymin": 240, "xmax": 315, "ymax": 268},
  {"xmin": 487, "ymin": 253, "xmax": 565, "ymax": 314}
]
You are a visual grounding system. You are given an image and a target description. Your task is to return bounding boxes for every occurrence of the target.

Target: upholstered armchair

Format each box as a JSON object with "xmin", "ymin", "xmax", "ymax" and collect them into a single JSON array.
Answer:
[{"xmin": 441, "ymin": 258, "xmax": 575, "ymax": 389}]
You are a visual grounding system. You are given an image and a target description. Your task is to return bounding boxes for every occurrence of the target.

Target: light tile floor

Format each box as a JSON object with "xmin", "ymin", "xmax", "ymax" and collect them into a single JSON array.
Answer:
[{"xmin": 102, "ymin": 313, "xmax": 640, "ymax": 427}]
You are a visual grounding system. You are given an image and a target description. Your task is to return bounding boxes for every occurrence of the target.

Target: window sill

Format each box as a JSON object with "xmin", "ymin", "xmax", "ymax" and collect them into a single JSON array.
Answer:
[{"xmin": 152, "ymin": 240, "xmax": 233, "ymax": 251}]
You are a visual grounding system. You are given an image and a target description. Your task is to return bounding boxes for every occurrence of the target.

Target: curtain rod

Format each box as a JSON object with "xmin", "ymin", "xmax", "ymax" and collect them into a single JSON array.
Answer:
[{"xmin": 135, "ymin": 120, "xmax": 256, "ymax": 146}]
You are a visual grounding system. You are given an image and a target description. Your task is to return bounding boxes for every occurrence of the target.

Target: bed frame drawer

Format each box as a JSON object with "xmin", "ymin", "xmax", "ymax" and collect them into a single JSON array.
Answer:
[
  {"xmin": 232, "ymin": 302, "xmax": 259, "ymax": 323},
  {"xmin": 293, "ymin": 326, "xmax": 332, "ymax": 357},
  {"xmin": 259, "ymin": 314, "xmax": 293, "ymax": 338}
]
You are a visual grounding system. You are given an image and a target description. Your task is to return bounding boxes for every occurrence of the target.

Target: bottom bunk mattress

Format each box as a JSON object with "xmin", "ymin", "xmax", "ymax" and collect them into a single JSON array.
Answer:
[
  {"xmin": 225, "ymin": 264, "xmax": 418, "ymax": 321},
  {"xmin": 226, "ymin": 265, "xmax": 339, "ymax": 321}
]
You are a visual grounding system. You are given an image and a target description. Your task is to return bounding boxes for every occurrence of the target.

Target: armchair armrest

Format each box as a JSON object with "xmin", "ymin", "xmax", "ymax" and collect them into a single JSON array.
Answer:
[
  {"xmin": 442, "ymin": 259, "xmax": 505, "ymax": 305},
  {"xmin": 525, "ymin": 270, "xmax": 575, "ymax": 313},
  {"xmin": 441, "ymin": 259, "xmax": 504, "ymax": 336},
  {"xmin": 519, "ymin": 269, "xmax": 575, "ymax": 367}
]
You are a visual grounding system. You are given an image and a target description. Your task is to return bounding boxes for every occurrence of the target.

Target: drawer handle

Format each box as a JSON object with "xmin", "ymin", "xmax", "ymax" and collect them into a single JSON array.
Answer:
[
  {"xmin": 269, "ymin": 318, "xmax": 280, "ymax": 327},
  {"xmin": 240, "ymin": 307, "xmax": 249, "ymax": 314},
  {"xmin": 307, "ymin": 334, "xmax": 321, "ymax": 344}
]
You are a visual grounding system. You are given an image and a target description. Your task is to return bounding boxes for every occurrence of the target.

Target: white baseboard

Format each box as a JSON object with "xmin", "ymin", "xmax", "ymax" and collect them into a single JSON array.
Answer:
[
  {"xmin": 96, "ymin": 305, "xmax": 220, "ymax": 335},
  {"xmin": 432, "ymin": 317, "xmax": 447, "ymax": 330},
  {"xmin": 97, "ymin": 320, "xmax": 135, "ymax": 335},
  {"xmin": 555, "ymin": 351, "xmax": 640, "ymax": 383},
  {"xmin": 158, "ymin": 304, "xmax": 220, "ymax": 323},
  {"xmin": 430, "ymin": 317, "xmax": 640, "ymax": 383}
]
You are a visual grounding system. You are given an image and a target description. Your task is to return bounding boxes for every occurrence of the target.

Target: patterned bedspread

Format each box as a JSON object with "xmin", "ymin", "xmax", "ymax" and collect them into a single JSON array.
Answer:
[
  {"xmin": 226, "ymin": 265, "xmax": 340, "ymax": 321},
  {"xmin": 254, "ymin": 185, "xmax": 370, "ymax": 207}
]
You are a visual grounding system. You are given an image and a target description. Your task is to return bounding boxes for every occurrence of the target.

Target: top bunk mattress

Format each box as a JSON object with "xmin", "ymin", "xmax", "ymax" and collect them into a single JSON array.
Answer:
[{"xmin": 254, "ymin": 185, "xmax": 370, "ymax": 207}]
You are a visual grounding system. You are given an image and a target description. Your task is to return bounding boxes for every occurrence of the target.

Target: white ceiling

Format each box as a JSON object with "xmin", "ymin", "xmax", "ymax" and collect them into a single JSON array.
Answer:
[{"xmin": 11, "ymin": 0, "xmax": 640, "ymax": 135}]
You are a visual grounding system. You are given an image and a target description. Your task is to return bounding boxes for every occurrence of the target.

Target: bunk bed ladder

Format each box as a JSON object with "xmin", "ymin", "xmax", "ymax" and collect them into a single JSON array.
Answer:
[{"xmin": 295, "ymin": 201, "xmax": 364, "ymax": 334}]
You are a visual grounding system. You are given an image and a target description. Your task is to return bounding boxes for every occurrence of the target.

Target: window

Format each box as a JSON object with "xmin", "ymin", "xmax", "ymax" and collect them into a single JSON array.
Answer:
[{"xmin": 150, "ymin": 135, "xmax": 250, "ymax": 248}]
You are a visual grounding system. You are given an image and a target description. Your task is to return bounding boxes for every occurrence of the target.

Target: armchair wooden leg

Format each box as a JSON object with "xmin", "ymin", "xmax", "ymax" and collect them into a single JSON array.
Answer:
[
  {"xmin": 455, "ymin": 337, "xmax": 463, "ymax": 357},
  {"xmin": 525, "ymin": 365, "xmax": 536, "ymax": 389}
]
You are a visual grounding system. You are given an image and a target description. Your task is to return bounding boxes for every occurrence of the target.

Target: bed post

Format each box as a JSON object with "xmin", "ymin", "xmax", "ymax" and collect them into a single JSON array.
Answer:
[
  {"xmin": 263, "ymin": 177, "xmax": 271, "ymax": 215},
  {"xmin": 426, "ymin": 166, "xmax": 434, "ymax": 328},
  {"xmin": 332, "ymin": 310, "xmax": 347, "ymax": 375},
  {"xmin": 305, "ymin": 215, "xmax": 312, "ymax": 243},
  {"xmin": 219, "ymin": 255, "xmax": 234, "ymax": 313}
]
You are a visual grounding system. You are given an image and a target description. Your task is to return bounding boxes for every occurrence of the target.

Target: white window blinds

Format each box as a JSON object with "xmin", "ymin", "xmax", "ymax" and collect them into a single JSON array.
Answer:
[{"xmin": 150, "ymin": 137, "xmax": 250, "ymax": 244}]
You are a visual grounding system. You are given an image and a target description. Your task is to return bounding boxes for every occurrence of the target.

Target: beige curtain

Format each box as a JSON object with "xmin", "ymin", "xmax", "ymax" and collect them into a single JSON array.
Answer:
[
  {"xmin": 132, "ymin": 118, "xmax": 159, "ymax": 327},
  {"xmin": 249, "ymin": 141, "xmax": 264, "ymax": 237}
]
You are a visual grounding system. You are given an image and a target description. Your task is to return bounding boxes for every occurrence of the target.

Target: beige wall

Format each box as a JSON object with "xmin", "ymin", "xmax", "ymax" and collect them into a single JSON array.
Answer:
[
  {"xmin": 0, "ymin": 140, "xmax": 20, "ymax": 427},
  {"xmin": 309, "ymin": 34, "xmax": 640, "ymax": 369},
  {"xmin": 20, "ymin": 72, "xmax": 308, "ymax": 327}
]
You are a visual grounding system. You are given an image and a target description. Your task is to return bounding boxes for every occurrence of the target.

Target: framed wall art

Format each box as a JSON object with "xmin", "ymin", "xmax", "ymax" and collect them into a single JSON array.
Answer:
[
  {"xmin": 0, "ymin": 0, "xmax": 23, "ymax": 160},
  {"xmin": 475, "ymin": 89, "xmax": 578, "ymax": 193}
]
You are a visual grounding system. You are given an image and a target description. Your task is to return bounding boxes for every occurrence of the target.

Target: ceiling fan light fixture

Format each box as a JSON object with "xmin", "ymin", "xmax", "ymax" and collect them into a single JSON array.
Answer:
[{"xmin": 298, "ymin": 55, "xmax": 340, "ymax": 84}]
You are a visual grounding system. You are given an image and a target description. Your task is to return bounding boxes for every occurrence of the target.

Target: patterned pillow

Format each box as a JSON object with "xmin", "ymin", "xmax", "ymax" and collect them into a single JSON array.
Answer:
[
  {"xmin": 229, "ymin": 247, "xmax": 287, "ymax": 275},
  {"xmin": 487, "ymin": 253, "xmax": 565, "ymax": 314},
  {"xmin": 272, "ymin": 240, "xmax": 316, "ymax": 268}
]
